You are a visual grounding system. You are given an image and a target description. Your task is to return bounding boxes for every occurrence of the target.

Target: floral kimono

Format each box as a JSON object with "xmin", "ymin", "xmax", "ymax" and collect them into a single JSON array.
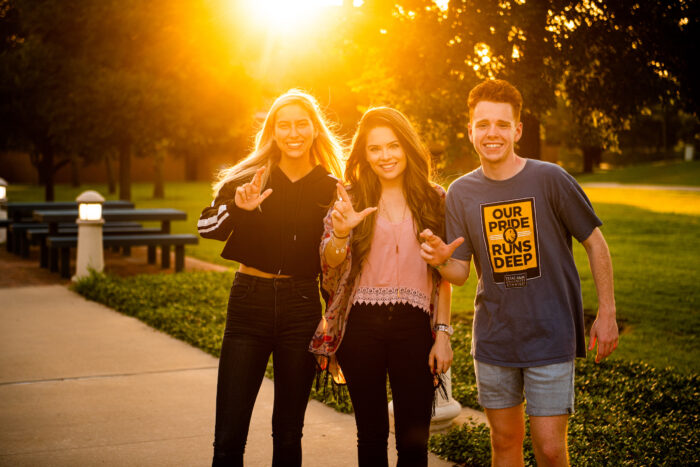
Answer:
[{"xmin": 308, "ymin": 185, "xmax": 446, "ymax": 385}]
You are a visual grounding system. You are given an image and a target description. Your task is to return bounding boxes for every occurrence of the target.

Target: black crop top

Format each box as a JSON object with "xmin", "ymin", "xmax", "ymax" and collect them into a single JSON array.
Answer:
[{"xmin": 198, "ymin": 165, "xmax": 337, "ymax": 278}]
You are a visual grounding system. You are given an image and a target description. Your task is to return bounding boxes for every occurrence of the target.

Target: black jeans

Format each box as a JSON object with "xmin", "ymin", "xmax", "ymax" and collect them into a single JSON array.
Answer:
[
  {"xmin": 212, "ymin": 272, "xmax": 321, "ymax": 467},
  {"xmin": 336, "ymin": 303, "xmax": 435, "ymax": 467}
]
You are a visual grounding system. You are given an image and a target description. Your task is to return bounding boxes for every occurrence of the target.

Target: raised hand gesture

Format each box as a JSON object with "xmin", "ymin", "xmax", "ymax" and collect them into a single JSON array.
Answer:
[
  {"xmin": 235, "ymin": 167, "xmax": 273, "ymax": 211},
  {"xmin": 419, "ymin": 229, "xmax": 464, "ymax": 267},
  {"xmin": 330, "ymin": 183, "xmax": 377, "ymax": 237}
]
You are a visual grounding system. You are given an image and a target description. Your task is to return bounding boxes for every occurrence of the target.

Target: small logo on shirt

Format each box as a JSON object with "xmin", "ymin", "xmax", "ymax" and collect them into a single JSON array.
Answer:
[{"xmin": 480, "ymin": 198, "xmax": 541, "ymax": 284}]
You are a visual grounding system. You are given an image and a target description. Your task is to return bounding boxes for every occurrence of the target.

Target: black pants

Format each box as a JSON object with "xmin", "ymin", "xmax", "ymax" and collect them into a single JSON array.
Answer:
[
  {"xmin": 212, "ymin": 272, "xmax": 321, "ymax": 467},
  {"xmin": 337, "ymin": 303, "xmax": 435, "ymax": 467}
]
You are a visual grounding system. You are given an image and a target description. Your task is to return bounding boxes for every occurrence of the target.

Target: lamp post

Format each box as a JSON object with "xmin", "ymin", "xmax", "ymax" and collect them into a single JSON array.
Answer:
[
  {"xmin": 0, "ymin": 178, "xmax": 7, "ymax": 244},
  {"xmin": 74, "ymin": 190, "xmax": 105, "ymax": 280}
]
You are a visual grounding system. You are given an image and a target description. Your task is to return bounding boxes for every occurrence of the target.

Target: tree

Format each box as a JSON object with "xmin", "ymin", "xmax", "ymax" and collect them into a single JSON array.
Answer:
[
  {"xmin": 348, "ymin": 0, "xmax": 698, "ymax": 172},
  {"xmin": 0, "ymin": 0, "xmax": 89, "ymax": 200},
  {"xmin": 552, "ymin": 0, "xmax": 699, "ymax": 171},
  {"xmin": 1, "ymin": 0, "xmax": 259, "ymax": 200},
  {"xmin": 345, "ymin": 0, "xmax": 564, "ymax": 169}
]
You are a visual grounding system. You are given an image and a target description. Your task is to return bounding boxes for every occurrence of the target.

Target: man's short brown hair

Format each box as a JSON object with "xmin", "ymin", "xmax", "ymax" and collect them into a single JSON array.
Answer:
[{"xmin": 467, "ymin": 79, "xmax": 523, "ymax": 122}]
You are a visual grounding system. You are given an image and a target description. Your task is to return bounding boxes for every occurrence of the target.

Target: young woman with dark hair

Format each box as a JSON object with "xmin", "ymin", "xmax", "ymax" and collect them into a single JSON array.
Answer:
[{"xmin": 309, "ymin": 107, "xmax": 454, "ymax": 467}]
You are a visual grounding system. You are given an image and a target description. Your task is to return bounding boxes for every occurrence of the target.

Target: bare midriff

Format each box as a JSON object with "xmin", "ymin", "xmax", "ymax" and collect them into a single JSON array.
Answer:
[{"xmin": 238, "ymin": 264, "xmax": 292, "ymax": 279}]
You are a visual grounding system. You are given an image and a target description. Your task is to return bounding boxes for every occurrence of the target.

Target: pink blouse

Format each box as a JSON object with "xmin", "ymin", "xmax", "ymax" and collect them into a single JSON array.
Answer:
[{"xmin": 354, "ymin": 214, "xmax": 433, "ymax": 313}]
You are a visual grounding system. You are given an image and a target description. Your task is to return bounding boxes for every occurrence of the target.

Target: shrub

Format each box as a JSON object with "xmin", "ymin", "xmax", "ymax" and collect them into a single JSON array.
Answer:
[{"xmin": 432, "ymin": 323, "xmax": 700, "ymax": 465}]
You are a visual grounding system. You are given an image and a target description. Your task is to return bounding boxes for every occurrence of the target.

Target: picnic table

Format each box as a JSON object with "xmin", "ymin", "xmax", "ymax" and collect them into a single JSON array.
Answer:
[
  {"xmin": 3, "ymin": 200, "xmax": 134, "ymax": 252},
  {"xmin": 33, "ymin": 208, "xmax": 191, "ymax": 273}
]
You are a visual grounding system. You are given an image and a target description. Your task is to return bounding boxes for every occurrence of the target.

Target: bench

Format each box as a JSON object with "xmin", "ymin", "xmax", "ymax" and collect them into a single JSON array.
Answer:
[
  {"xmin": 28, "ymin": 225, "xmax": 161, "ymax": 268},
  {"xmin": 3, "ymin": 200, "xmax": 134, "ymax": 252},
  {"xmin": 9, "ymin": 222, "xmax": 83, "ymax": 256},
  {"xmin": 11, "ymin": 221, "xmax": 143, "ymax": 258},
  {"xmin": 47, "ymin": 234, "xmax": 199, "ymax": 278}
]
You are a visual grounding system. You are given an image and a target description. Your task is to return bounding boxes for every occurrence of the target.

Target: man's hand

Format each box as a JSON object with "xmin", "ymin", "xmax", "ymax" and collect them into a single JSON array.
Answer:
[
  {"xmin": 582, "ymin": 227, "xmax": 618, "ymax": 363},
  {"xmin": 234, "ymin": 167, "xmax": 273, "ymax": 211},
  {"xmin": 419, "ymin": 229, "xmax": 464, "ymax": 267},
  {"xmin": 588, "ymin": 312, "xmax": 619, "ymax": 363}
]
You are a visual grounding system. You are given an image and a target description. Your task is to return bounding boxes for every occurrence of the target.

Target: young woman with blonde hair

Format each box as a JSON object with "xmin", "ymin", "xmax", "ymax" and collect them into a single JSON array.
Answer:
[
  {"xmin": 309, "ymin": 107, "xmax": 454, "ymax": 466},
  {"xmin": 199, "ymin": 89, "xmax": 343, "ymax": 466}
]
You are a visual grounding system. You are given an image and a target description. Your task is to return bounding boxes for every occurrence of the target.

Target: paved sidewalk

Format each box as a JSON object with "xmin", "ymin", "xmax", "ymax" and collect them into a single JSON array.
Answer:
[{"xmin": 0, "ymin": 284, "xmax": 468, "ymax": 466}]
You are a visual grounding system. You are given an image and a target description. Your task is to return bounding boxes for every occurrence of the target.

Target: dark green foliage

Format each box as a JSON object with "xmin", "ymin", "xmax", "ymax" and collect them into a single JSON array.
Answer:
[
  {"xmin": 428, "ymin": 423, "xmax": 492, "ymax": 466},
  {"xmin": 433, "ymin": 325, "xmax": 699, "ymax": 465},
  {"xmin": 449, "ymin": 322, "xmax": 479, "ymax": 410},
  {"xmin": 569, "ymin": 360, "xmax": 700, "ymax": 466}
]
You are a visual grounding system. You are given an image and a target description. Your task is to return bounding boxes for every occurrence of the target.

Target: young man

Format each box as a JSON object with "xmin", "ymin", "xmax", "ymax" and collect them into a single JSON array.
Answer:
[{"xmin": 420, "ymin": 79, "xmax": 618, "ymax": 466}]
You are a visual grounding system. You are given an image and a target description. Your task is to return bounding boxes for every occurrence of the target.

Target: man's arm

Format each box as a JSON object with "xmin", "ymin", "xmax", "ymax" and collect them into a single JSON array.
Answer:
[
  {"xmin": 582, "ymin": 227, "xmax": 619, "ymax": 363},
  {"xmin": 419, "ymin": 229, "xmax": 469, "ymax": 285}
]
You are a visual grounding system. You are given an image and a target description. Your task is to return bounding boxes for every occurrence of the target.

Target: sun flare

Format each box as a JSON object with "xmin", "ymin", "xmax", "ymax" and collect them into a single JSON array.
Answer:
[{"xmin": 240, "ymin": 0, "xmax": 349, "ymax": 35}]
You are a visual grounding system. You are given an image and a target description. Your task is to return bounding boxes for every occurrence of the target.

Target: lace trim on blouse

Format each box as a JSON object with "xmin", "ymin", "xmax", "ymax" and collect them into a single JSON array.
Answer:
[{"xmin": 353, "ymin": 286, "xmax": 431, "ymax": 314}]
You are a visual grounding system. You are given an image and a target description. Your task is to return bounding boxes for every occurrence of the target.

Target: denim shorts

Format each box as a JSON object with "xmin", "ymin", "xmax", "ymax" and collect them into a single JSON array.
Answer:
[{"xmin": 474, "ymin": 359, "xmax": 575, "ymax": 416}]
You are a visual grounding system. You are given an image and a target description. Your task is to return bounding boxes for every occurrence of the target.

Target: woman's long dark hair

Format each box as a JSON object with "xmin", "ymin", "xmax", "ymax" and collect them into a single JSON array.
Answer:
[{"xmin": 344, "ymin": 107, "xmax": 444, "ymax": 281}]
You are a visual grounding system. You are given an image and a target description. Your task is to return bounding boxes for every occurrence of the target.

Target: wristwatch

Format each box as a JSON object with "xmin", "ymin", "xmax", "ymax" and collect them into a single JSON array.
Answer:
[{"xmin": 434, "ymin": 323, "xmax": 454, "ymax": 336}]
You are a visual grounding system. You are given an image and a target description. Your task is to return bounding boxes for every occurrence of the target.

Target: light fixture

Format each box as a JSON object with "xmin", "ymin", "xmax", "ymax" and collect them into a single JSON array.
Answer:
[
  {"xmin": 76, "ymin": 190, "xmax": 105, "ymax": 222},
  {"xmin": 74, "ymin": 190, "xmax": 106, "ymax": 280},
  {"xmin": 0, "ymin": 177, "xmax": 7, "ymax": 201}
]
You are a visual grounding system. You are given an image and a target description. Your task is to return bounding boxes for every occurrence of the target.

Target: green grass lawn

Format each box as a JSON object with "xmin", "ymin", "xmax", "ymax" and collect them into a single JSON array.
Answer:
[
  {"xmin": 576, "ymin": 159, "xmax": 700, "ymax": 186},
  {"xmin": 7, "ymin": 165, "xmax": 700, "ymax": 373}
]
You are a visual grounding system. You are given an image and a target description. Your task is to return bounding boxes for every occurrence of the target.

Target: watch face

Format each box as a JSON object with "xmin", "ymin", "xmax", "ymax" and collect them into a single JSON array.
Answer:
[{"xmin": 435, "ymin": 324, "xmax": 453, "ymax": 336}]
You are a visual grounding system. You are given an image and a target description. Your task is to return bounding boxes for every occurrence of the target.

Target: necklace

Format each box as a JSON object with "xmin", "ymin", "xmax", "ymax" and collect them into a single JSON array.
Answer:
[
  {"xmin": 382, "ymin": 198, "xmax": 408, "ymax": 300},
  {"xmin": 380, "ymin": 198, "xmax": 408, "ymax": 254}
]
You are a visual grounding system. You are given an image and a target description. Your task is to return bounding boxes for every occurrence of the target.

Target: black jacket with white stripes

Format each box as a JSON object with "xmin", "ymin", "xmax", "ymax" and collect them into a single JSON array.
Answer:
[{"xmin": 198, "ymin": 165, "xmax": 337, "ymax": 278}]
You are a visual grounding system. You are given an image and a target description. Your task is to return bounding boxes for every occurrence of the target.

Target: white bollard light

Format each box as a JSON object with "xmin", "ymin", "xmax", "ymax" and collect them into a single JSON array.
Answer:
[
  {"xmin": 73, "ymin": 190, "xmax": 105, "ymax": 281},
  {"xmin": 0, "ymin": 177, "xmax": 7, "ymax": 244}
]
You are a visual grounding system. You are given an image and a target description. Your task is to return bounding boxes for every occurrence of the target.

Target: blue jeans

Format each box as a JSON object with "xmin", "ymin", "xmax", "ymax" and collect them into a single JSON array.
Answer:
[
  {"xmin": 337, "ymin": 303, "xmax": 435, "ymax": 467},
  {"xmin": 212, "ymin": 272, "xmax": 321, "ymax": 467}
]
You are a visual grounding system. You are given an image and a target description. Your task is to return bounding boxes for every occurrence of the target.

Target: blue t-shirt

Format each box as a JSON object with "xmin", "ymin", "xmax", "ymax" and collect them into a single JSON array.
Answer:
[{"xmin": 447, "ymin": 159, "xmax": 602, "ymax": 367}]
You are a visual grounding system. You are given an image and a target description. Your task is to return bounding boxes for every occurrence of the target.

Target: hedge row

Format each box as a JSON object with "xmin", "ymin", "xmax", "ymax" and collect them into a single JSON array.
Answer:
[
  {"xmin": 432, "ymin": 323, "xmax": 700, "ymax": 466},
  {"xmin": 74, "ymin": 272, "xmax": 699, "ymax": 465}
]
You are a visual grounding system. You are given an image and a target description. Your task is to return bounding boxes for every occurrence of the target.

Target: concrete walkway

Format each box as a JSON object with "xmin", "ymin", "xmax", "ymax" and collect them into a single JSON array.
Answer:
[{"xmin": 0, "ymin": 284, "xmax": 480, "ymax": 466}]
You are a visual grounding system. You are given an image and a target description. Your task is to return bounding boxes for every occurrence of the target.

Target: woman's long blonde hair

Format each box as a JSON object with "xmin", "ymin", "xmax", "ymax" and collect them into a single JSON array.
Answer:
[
  {"xmin": 213, "ymin": 89, "xmax": 344, "ymax": 195},
  {"xmin": 345, "ymin": 107, "xmax": 444, "ymax": 281}
]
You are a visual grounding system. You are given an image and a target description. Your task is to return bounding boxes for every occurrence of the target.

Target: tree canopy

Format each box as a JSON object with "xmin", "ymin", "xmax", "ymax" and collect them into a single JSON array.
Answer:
[{"xmin": 1, "ymin": 0, "xmax": 696, "ymax": 199}]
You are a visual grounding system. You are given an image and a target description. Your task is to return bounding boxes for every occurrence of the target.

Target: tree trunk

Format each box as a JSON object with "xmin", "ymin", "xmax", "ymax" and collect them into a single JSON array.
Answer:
[
  {"xmin": 184, "ymin": 149, "xmax": 198, "ymax": 181},
  {"xmin": 118, "ymin": 145, "xmax": 132, "ymax": 201},
  {"xmin": 582, "ymin": 146, "xmax": 603, "ymax": 173},
  {"xmin": 153, "ymin": 150, "xmax": 165, "ymax": 199},
  {"xmin": 41, "ymin": 151, "xmax": 55, "ymax": 201},
  {"xmin": 105, "ymin": 152, "xmax": 116, "ymax": 194},
  {"xmin": 518, "ymin": 113, "xmax": 541, "ymax": 160},
  {"xmin": 70, "ymin": 155, "xmax": 80, "ymax": 187}
]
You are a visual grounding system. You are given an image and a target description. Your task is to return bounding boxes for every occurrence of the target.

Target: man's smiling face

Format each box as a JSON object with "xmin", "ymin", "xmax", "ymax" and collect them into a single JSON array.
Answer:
[{"xmin": 468, "ymin": 100, "xmax": 523, "ymax": 168}]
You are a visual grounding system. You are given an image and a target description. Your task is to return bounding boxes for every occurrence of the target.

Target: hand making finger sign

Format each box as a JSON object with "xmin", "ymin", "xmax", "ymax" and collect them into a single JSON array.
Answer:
[
  {"xmin": 419, "ymin": 229, "xmax": 465, "ymax": 267},
  {"xmin": 235, "ymin": 167, "xmax": 273, "ymax": 211},
  {"xmin": 330, "ymin": 183, "xmax": 377, "ymax": 237}
]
